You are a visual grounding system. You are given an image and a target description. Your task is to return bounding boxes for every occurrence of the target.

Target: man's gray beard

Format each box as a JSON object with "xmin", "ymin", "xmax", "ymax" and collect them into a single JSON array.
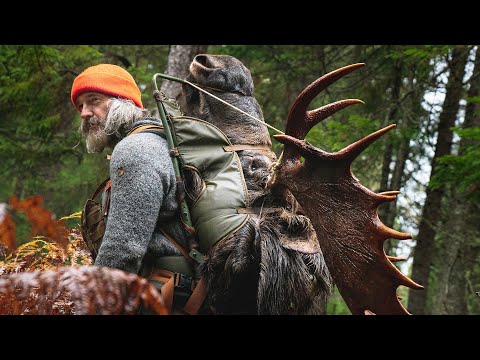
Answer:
[
  {"xmin": 79, "ymin": 98, "xmax": 149, "ymax": 154},
  {"xmin": 79, "ymin": 116, "xmax": 115, "ymax": 154},
  {"xmin": 85, "ymin": 123, "xmax": 111, "ymax": 153}
]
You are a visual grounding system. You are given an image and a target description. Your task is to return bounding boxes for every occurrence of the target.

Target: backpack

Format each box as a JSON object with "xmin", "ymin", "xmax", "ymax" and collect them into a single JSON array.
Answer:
[{"xmin": 137, "ymin": 92, "xmax": 265, "ymax": 253}]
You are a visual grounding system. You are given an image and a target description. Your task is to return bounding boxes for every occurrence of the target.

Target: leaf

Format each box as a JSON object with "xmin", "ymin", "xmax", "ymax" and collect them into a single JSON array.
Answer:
[
  {"xmin": 0, "ymin": 212, "xmax": 16, "ymax": 252},
  {"xmin": 0, "ymin": 205, "xmax": 15, "ymax": 253},
  {"xmin": 466, "ymin": 96, "xmax": 480, "ymax": 105},
  {"xmin": 0, "ymin": 203, "xmax": 17, "ymax": 252},
  {"xmin": 430, "ymin": 127, "xmax": 480, "ymax": 201},
  {"xmin": 9, "ymin": 195, "xmax": 70, "ymax": 250},
  {"xmin": 59, "ymin": 211, "xmax": 82, "ymax": 221}
]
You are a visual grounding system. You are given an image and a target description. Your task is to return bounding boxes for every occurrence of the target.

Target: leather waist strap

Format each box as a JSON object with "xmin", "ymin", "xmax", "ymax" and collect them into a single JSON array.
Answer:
[
  {"xmin": 144, "ymin": 267, "xmax": 203, "ymax": 315},
  {"xmin": 148, "ymin": 255, "xmax": 194, "ymax": 278},
  {"xmin": 148, "ymin": 268, "xmax": 199, "ymax": 290}
]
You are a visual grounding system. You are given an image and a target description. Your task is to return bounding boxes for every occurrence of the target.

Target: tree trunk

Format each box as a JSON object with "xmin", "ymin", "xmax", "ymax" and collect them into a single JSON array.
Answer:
[
  {"xmin": 379, "ymin": 59, "xmax": 403, "ymax": 192},
  {"xmin": 351, "ymin": 45, "xmax": 363, "ymax": 63},
  {"xmin": 445, "ymin": 46, "xmax": 480, "ymax": 314},
  {"xmin": 379, "ymin": 59, "xmax": 403, "ymax": 254},
  {"xmin": 461, "ymin": 47, "xmax": 480, "ymax": 146},
  {"xmin": 432, "ymin": 195, "xmax": 480, "ymax": 314},
  {"xmin": 443, "ymin": 202, "xmax": 473, "ymax": 314},
  {"xmin": 433, "ymin": 47, "xmax": 480, "ymax": 314},
  {"xmin": 384, "ymin": 136, "xmax": 410, "ymax": 228},
  {"xmin": 160, "ymin": 45, "xmax": 208, "ymax": 98},
  {"xmin": 408, "ymin": 47, "xmax": 470, "ymax": 314}
]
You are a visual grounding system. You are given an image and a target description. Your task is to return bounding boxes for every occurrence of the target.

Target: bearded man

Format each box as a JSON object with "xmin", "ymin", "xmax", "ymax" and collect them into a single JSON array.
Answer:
[{"xmin": 71, "ymin": 64, "xmax": 196, "ymax": 313}]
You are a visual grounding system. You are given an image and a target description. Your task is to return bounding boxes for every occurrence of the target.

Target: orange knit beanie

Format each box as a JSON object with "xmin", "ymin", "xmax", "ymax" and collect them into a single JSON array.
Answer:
[{"xmin": 71, "ymin": 64, "xmax": 143, "ymax": 110}]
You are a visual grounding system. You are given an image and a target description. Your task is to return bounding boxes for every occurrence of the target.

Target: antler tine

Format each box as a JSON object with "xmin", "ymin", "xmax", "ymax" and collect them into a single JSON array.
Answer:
[
  {"xmin": 273, "ymin": 123, "xmax": 396, "ymax": 166},
  {"xmin": 384, "ymin": 254, "xmax": 424, "ymax": 290},
  {"xmin": 387, "ymin": 255, "xmax": 407, "ymax": 262},
  {"xmin": 292, "ymin": 99, "xmax": 365, "ymax": 140},
  {"xmin": 379, "ymin": 224, "xmax": 412, "ymax": 240},
  {"xmin": 378, "ymin": 191, "xmax": 400, "ymax": 196},
  {"xmin": 335, "ymin": 124, "xmax": 397, "ymax": 164},
  {"xmin": 397, "ymin": 271, "xmax": 424, "ymax": 290},
  {"xmin": 286, "ymin": 63, "xmax": 366, "ymax": 139}
]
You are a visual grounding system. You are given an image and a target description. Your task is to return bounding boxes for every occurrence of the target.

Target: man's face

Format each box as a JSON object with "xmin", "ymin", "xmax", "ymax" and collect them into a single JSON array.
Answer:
[{"xmin": 76, "ymin": 92, "xmax": 113, "ymax": 153}]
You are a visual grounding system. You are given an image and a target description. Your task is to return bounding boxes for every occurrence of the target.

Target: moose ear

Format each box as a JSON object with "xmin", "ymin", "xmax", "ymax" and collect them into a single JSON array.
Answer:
[
  {"xmin": 274, "ymin": 209, "xmax": 321, "ymax": 254},
  {"xmin": 279, "ymin": 234, "xmax": 320, "ymax": 254}
]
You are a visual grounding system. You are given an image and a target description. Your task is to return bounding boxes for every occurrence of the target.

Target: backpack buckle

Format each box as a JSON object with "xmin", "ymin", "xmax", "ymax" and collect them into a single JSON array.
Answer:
[{"xmin": 174, "ymin": 273, "xmax": 193, "ymax": 290}]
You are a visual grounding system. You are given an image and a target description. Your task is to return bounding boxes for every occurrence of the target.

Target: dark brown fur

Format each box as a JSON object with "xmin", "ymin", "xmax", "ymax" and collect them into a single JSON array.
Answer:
[{"xmin": 178, "ymin": 54, "xmax": 331, "ymax": 314}]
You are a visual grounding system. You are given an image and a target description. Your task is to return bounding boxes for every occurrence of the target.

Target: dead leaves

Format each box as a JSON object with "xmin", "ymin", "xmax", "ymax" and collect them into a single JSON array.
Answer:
[
  {"xmin": 0, "ymin": 195, "xmax": 70, "ymax": 253},
  {"xmin": 10, "ymin": 195, "xmax": 70, "ymax": 250},
  {"xmin": 0, "ymin": 266, "xmax": 168, "ymax": 315},
  {"xmin": 0, "ymin": 212, "xmax": 16, "ymax": 252}
]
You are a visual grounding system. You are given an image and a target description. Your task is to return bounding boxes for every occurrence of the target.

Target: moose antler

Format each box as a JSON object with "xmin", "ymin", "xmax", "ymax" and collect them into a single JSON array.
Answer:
[{"xmin": 271, "ymin": 63, "xmax": 423, "ymax": 315}]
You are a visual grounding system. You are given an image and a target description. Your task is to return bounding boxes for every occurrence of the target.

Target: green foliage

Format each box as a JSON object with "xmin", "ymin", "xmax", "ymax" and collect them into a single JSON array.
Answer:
[
  {"xmin": 307, "ymin": 114, "xmax": 384, "ymax": 151},
  {"xmin": 8, "ymin": 212, "xmax": 31, "ymax": 248},
  {"xmin": 326, "ymin": 286, "xmax": 351, "ymax": 315},
  {"xmin": 304, "ymin": 114, "xmax": 389, "ymax": 188},
  {"xmin": 467, "ymin": 267, "xmax": 480, "ymax": 314},
  {"xmin": 387, "ymin": 46, "xmax": 451, "ymax": 62},
  {"xmin": 430, "ymin": 127, "xmax": 480, "ymax": 202},
  {"xmin": 465, "ymin": 96, "xmax": 480, "ymax": 104},
  {"xmin": 0, "ymin": 45, "xmax": 103, "ymax": 215}
]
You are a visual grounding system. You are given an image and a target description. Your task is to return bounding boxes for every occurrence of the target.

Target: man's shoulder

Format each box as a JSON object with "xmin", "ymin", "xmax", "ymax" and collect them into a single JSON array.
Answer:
[
  {"xmin": 111, "ymin": 131, "xmax": 169, "ymax": 165},
  {"xmin": 116, "ymin": 130, "xmax": 167, "ymax": 151}
]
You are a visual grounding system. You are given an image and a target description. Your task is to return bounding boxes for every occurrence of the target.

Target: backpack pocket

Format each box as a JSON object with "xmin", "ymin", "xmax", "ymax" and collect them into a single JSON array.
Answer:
[{"xmin": 81, "ymin": 199, "xmax": 106, "ymax": 260}]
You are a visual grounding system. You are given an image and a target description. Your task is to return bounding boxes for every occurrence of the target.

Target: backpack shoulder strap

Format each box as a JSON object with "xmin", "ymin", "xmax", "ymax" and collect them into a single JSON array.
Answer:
[
  {"xmin": 127, "ymin": 124, "xmax": 165, "ymax": 137},
  {"xmin": 91, "ymin": 177, "xmax": 111, "ymax": 200}
]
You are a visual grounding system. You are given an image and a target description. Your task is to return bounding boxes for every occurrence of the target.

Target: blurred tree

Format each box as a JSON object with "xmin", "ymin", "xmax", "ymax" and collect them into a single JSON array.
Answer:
[
  {"xmin": 429, "ymin": 46, "xmax": 480, "ymax": 314},
  {"xmin": 160, "ymin": 45, "xmax": 208, "ymax": 98},
  {"xmin": 408, "ymin": 45, "xmax": 471, "ymax": 314},
  {"xmin": 0, "ymin": 45, "xmax": 105, "ymax": 231}
]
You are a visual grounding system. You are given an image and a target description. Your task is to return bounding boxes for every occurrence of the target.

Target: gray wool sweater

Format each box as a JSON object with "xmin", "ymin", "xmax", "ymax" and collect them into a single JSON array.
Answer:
[{"xmin": 95, "ymin": 117, "xmax": 190, "ymax": 275}]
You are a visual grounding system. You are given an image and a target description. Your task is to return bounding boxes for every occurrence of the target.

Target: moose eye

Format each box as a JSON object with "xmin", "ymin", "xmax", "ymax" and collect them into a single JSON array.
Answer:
[{"xmin": 251, "ymin": 157, "xmax": 267, "ymax": 172}]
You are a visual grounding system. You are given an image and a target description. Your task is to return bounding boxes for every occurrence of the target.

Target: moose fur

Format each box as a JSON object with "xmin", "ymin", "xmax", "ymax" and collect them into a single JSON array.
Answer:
[{"xmin": 177, "ymin": 54, "xmax": 331, "ymax": 314}]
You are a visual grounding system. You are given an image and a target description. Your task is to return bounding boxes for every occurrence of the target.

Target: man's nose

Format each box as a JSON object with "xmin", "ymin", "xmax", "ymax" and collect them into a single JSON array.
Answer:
[{"xmin": 80, "ymin": 105, "xmax": 93, "ymax": 121}]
